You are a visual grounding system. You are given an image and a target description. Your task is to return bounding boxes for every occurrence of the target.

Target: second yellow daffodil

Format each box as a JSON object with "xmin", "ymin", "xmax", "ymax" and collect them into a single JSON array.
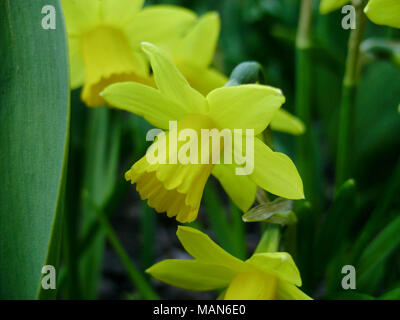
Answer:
[
  {"xmin": 102, "ymin": 43, "xmax": 304, "ymax": 223},
  {"xmin": 320, "ymin": 0, "xmax": 400, "ymax": 29},
  {"xmin": 147, "ymin": 226, "xmax": 312, "ymax": 300},
  {"xmin": 62, "ymin": 0, "xmax": 197, "ymax": 107}
]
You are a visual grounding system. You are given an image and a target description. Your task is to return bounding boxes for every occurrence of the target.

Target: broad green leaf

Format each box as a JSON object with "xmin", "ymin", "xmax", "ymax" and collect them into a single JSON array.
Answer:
[{"xmin": 0, "ymin": 0, "xmax": 69, "ymax": 299}]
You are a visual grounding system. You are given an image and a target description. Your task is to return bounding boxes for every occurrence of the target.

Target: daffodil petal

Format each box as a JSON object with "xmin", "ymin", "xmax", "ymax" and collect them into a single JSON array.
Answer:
[
  {"xmin": 207, "ymin": 84, "xmax": 285, "ymax": 135},
  {"xmin": 224, "ymin": 270, "xmax": 278, "ymax": 300},
  {"xmin": 176, "ymin": 12, "xmax": 220, "ymax": 68},
  {"xmin": 364, "ymin": 0, "xmax": 400, "ymax": 28},
  {"xmin": 68, "ymin": 38, "xmax": 85, "ymax": 89},
  {"xmin": 212, "ymin": 163, "xmax": 256, "ymax": 212},
  {"xmin": 276, "ymin": 281, "xmax": 312, "ymax": 300},
  {"xmin": 176, "ymin": 226, "xmax": 248, "ymax": 272},
  {"xmin": 101, "ymin": 82, "xmax": 187, "ymax": 129},
  {"xmin": 178, "ymin": 63, "xmax": 228, "ymax": 96},
  {"xmin": 141, "ymin": 42, "xmax": 207, "ymax": 114},
  {"xmin": 246, "ymin": 252, "xmax": 302, "ymax": 286},
  {"xmin": 146, "ymin": 260, "xmax": 235, "ymax": 291},
  {"xmin": 100, "ymin": 0, "xmax": 144, "ymax": 28},
  {"xmin": 126, "ymin": 5, "xmax": 197, "ymax": 48},
  {"xmin": 319, "ymin": 0, "xmax": 350, "ymax": 14},
  {"xmin": 250, "ymin": 138, "xmax": 304, "ymax": 199},
  {"xmin": 270, "ymin": 109, "xmax": 305, "ymax": 135},
  {"xmin": 61, "ymin": 0, "xmax": 101, "ymax": 35}
]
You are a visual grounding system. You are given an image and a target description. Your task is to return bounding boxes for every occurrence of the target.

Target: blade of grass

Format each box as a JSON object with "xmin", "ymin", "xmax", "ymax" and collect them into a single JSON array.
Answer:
[
  {"xmin": 352, "ymin": 155, "xmax": 400, "ymax": 260},
  {"xmin": 79, "ymin": 108, "xmax": 122, "ymax": 299},
  {"xmin": 140, "ymin": 201, "xmax": 157, "ymax": 269},
  {"xmin": 203, "ymin": 181, "xmax": 236, "ymax": 256},
  {"xmin": 357, "ymin": 214, "xmax": 400, "ymax": 277},
  {"xmin": 98, "ymin": 210, "xmax": 159, "ymax": 300},
  {"xmin": 230, "ymin": 201, "xmax": 247, "ymax": 259}
]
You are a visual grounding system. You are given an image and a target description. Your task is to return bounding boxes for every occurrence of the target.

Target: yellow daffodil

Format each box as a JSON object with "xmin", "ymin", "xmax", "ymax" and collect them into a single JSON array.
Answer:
[
  {"xmin": 62, "ymin": 0, "xmax": 197, "ymax": 107},
  {"xmin": 147, "ymin": 226, "xmax": 312, "ymax": 300},
  {"xmin": 320, "ymin": 0, "xmax": 400, "ymax": 29},
  {"xmin": 102, "ymin": 43, "xmax": 304, "ymax": 223},
  {"xmin": 166, "ymin": 12, "xmax": 228, "ymax": 97},
  {"xmin": 168, "ymin": 11, "xmax": 305, "ymax": 136},
  {"xmin": 364, "ymin": 0, "xmax": 400, "ymax": 28}
]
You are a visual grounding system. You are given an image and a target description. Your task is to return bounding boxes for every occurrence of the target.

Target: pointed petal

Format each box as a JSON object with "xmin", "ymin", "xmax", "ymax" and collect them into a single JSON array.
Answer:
[
  {"xmin": 212, "ymin": 163, "xmax": 256, "ymax": 212},
  {"xmin": 101, "ymin": 82, "xmax": 186, "ymax": 129},
  {"xmin": 146, "ymin": 260, "xmax": 234, "ymax": 291},
  {"xmin": 364, "ymin": 0, "xmax": 400, "ymax": 28},
  {"xmin": 126, "ymin": 5, "xmax": 196, "ymax": 48},
  {"xmin": 246, "ymin": 252, "xmax": 302, "ymax": 286},
  {"xmin": 270, "ymin": 109, "xmax": 305, "ymax": 135},
  {"xmin": 100, "ymin": 0, "xmax": 144, "ymax": 28},
  {"xmin": 224, "ymin": 271, "xmax": 278, "ymax": 300},
  {"xmin": 176, "ymin": 12, "xmax": 220, "ymax": 68},
  {"xmin": 251, "ymin": 138, "xmax": 304, "ymax": 199},
  {"xmin": 276, "ymin": 281, "xmax": 313, "ymax": 300},
  {"xmin": 61, "ymin": 0, "xmax": 101, "ymax": 35},
  {"xmin": 207, "ymin": 84, "xmax": 285, "ymax": 134},
  {"xmin": 176, "ymin": 226, "xmax": 247, "ymax": 272},
  {"xmin": 319, "ymin": 0, "xmax": 350, "ymax": 14},
  {"xmin": 141, "ymin": 42, "xmax": 207, "ymax": 114},
  {"xmin": 68, "ymin": 38, "xmax": 85, "ymax": 89}
]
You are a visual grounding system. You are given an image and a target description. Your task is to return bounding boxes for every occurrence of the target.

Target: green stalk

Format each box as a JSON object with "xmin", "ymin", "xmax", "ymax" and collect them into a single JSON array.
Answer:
[
  {"xmin": 255, "ymin": 224, "xmax": 281, "ymax": 253},
  {"xmin": 254, "ymin": 189, "xmax": 281, "ymax": 253},
  {"xmin": 335, "ymin": 0, "xmax": 367, "ymax": 189},
  {"xmin": 140, "ymin": 201, "xmax": 157, "ymax": 269},
  {"xmin": 295, "ymin": 0, "xmax": 314, "ymax": 203}
]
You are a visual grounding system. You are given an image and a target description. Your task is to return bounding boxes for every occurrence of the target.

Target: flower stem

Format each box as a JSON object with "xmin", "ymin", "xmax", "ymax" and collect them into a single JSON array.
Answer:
[
  {"xmin": 255, "ymin": 224, "xmax": 281, "ymax": 253},
  {"xmin": 255, "ymin": 189, "xmax": 280, "ymax": 253},
  {"xmin": 295, "ymin": 0, "xmax": 314, "ymax": 203},
  {"xmin": 335, "ymin": 0, "xmax": 367, "ymax": 189}
]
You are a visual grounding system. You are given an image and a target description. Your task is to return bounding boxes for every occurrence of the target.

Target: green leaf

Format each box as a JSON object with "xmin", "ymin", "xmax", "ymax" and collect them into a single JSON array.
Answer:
[
  {"xmin": 79, "ymin": 108, "xmax": 122, "ymax": 299},
  {"xmin": 0, "ymin": 0, "xmax": 69, "ymax": 299},
  {"xmin": 379, "ymin": 288, "xmax": 400, "ymax": 300},
  {"xmin": 358, "ymin": 215, "xmax": 400, "ymax": 277},
  {"xmin": 242, "ymin": 198, "xmax": 297, "ymax": 225},
  {"xmin": 314, "ymin": 179, "xmax": 357, "ymax": 275}
]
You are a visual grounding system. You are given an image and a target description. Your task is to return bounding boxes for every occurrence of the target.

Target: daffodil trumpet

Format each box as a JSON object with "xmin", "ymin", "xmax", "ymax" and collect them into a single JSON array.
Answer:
[
  {"xmin": 102, "ymin": 43, "xmax": 304, "ymax": 223},
  {"xmin": 145, "ymin": 120, "xmax": 255, "ymax": 175},
  {"xmin": 62, "ymin": 0, "xmax": 198, "ymax": 107},
  {"xmin": 146, "ymin": 226, "xmax": 312, "ymax": 300}
]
